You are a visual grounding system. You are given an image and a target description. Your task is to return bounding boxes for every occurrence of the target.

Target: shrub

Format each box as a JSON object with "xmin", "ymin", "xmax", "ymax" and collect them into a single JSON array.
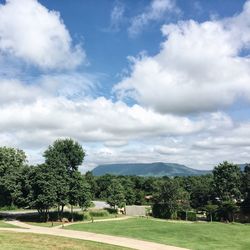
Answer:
[
  {"xmin": 18, "ymin": 211, "xmax": 85, "ymax": 222},
  {"xmin": 104, "ymin": 208, "xmax": 118, "ymax": 214},
  {"xmin": 152, "ymin": 204, "xmax": 172, "ymax": 219},
  {"xmin": 0, "ymin": 205, "xmax": 18, "ymax": 211},
  {"xmin": 89, "ymin": 210, "xmax": 109, "ymax": 217},
  {"xmin": 177, "ymin": 211, "xmax": 197, "ymax": 221}
]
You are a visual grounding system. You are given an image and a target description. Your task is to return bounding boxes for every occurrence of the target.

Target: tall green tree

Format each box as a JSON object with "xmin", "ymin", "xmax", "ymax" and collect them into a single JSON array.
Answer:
[
  {"xmin": 29, "ymin": 164, "xmax": 57, "ymax": 221},
  {"xmin": 152, "ymin": 179, "xmax": 188, "ymax": 219},
  {"xmin": 241, "ymin": 164, "xmax": 250, "ymax": 214},
  {"xmin": 0, "ymin": 147, "xmax": 27, "ymax": 207},
  {"xmin": 106, "ymin": 179, "xmax": 125, "ymax": 209},
  {"xmin": 213, "ymin": 161, "xmax": 242, "ymax": 202},
  {"xmin": 204, "ymin": 202, "xmax": 218, "ymax": 222},
  {"xmin": 43, "ymin": 138, "xmax": 85, "ymax": 216}
]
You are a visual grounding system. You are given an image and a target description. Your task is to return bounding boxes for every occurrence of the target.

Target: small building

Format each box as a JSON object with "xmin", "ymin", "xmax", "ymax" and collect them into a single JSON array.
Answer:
[{"xmin": 125, "ymin": 205, "xmax": 149, "ymax": 216}]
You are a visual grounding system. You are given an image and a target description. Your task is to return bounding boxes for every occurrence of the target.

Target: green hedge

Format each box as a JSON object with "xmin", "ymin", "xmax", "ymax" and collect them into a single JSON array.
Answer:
[{"xmin": 18, "ymin": 211, "xmax": 85, "ymax": 222}]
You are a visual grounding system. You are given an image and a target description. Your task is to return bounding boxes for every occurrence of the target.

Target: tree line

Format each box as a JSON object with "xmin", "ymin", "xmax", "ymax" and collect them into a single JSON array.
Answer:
[
  {"xmin": 0, "ymin": 139, "xmax": 92, "ymax": 221},
  {"xmin": 85, "ymin": 162, "xmax": 250, "ymax": 222},
  {"xmin": 0, "ymin": 138, "xmax": 249, "ymax": 222}
]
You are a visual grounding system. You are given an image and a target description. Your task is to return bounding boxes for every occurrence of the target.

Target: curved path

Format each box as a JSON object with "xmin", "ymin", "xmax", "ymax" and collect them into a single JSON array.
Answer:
[{"xmin": 1, "ymin": 220, "xmax": 189, "ymax": 250}]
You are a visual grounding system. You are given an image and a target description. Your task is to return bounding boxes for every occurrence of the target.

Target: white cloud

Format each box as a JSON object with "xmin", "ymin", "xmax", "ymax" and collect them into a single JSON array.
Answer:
[
  {"xmin": 0, "ymin": 78, "xmax": 245, "ymax": 170},
  {"xmin": 0, "ymin": 0, "xmax": 85, "ymax": 70},
  {"xmin": 108, "ymin": 1, "xmax": 125, "ymax": 32},
  {"xmin": 116, "ymin": 1, "xmax": 250, "ymax": 114},
  {"xmin": 128, "ymin": 0, "xmax": 179, "ymax": 37}
]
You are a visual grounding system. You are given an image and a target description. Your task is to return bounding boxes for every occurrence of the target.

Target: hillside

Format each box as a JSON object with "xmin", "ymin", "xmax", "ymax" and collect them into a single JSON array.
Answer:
[{"xmin": 91, "ymin": 162, "xmax": 211, "ymax": 177}]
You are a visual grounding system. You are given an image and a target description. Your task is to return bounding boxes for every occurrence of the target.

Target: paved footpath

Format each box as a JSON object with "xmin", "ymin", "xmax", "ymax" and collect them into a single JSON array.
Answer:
[{"xmin": 1, "ymin": 220, "xmax": 189, "ymax": 250}]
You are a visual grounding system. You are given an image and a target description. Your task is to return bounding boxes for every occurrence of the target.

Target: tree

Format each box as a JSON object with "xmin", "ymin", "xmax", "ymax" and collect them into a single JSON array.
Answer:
[
  {"xmin": 44, "ymin": 138, "xmax": 85, "ymax": 173},
  {"xmin": 43, "ymin": 138, "xmax": 85, "ymax": 217},
  {"xmin": 204, "ymin": 202, "xmax": 218, "ymax": 222},
  {"xmin": 241, "ymin": 164, "xmax": 250, "ymax": 215},
  {"xmin": 29, "ymin": 164, "xmax": 57, "ymax": 221},
  {"xmin": 218, "ymin": 201, "xmax": 239, "ymax": 222},
  {"xmin": 0, "ymin": 147, "xmax": 27, "ymax": 207},
  {"xmin": 106, "ymin": 179, "xmax": 125, "ymax": 209},
  {"xmin": 213, "ymin": 161, "xmax": 242, "ymax": 202},
  {"xmin": 152, "ymin": 179, "xmax": 188, "ymax": 219},
  {"xmin": 84, "ymin": 171, "xmax": 97, "ymax": 199},
  {"xmin": 68, "ymin": 171, "xmax": 91, "ymax": 220}
]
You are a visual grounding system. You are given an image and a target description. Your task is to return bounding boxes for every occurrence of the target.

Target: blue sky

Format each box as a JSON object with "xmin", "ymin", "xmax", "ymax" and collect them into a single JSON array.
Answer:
[{"xmin": 0, "ymin": 0, "xmax": 250, "ymax": 171}]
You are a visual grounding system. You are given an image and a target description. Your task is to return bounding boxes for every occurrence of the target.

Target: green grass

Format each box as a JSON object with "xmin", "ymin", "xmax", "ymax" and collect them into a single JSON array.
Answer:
[
  {"xmin": 66, "ymin": 218, "xmax": 250, "ymax": 250},
  {"xmin": 0, "ymin": 221, "xmax": 20, "ymax": 228},
  {"xmin": 0, "ymin": 231, "xmax": 130, "ymax": 250}
]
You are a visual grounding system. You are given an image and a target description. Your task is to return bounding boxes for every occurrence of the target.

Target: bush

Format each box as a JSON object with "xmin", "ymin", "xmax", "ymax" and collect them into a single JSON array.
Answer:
[
  {"xmin": 0, "ymin": 205, "xmax": 18, "ymax": 211},
  {"xmin": 89, "ymin": 210, "xmax": 109, "ymax": 217},
  {"xmin": 177, "ymin": 211, "xmax": 197, "ymax": 221},
  {"xmin": 152, "ymin": 204, "xmax": 172, "ymax": 219},
  {"xmin": 104, "ymin": 208, "xmax": 118, "ymax": 214},
  {"xmin": 18, "ymin": 211, "xmax": 85, "ymax": 222}
]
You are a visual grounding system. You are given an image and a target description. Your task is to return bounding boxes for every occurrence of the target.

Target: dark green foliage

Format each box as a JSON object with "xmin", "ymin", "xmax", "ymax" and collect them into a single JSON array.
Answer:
[
  {"xmin": 217, "ymin": 201, "xmax": 240, "ymax": 222},
  {"xmin": 213, "ymin": 161, "xmax": 242, "ymax": 201},
  {"xmin": 177, "ymin": 211, "xmax": 197, "ymax": 221},
  {"xmin": 0, "ymin": 147, "xmax": 27, "ymax": 207},
  {"xmin": 152, "ymin": 203, "xmax": 172, "ymax": 218},
  {"xmin": 43, "ymin": 138, "xmax": 90, "ymax": 219},
  {"xmin": 106, "ymin": 179, "xmax": 125, "ymax": 208},
  {"xmin": 17, "ymin": 211, "xmax": 85, "ymax": 222},
  {"xmin": 241, "ymin": 164, "xmax": 250, "ymax": 215},
  {"xmin": 28, "ymin": 164, "xmax": 57, "ymax": 221},
  {"xmin": 204, "ymin": 203, "xmax": 219, "ymax": 222},
  {"xmin": 104, "ymin": 208, "xmax": 118, "ymax": 214},
  {"xmin": 175, "ymin": 175, "xmax": 214, "ymax": 209},
  {"xmin": 152, "ymin": 179, "xmax": 187, "ymax": 219},
  {"xmin": 44, "ymin": 138, "xmax": 85, "ymax": 172}
]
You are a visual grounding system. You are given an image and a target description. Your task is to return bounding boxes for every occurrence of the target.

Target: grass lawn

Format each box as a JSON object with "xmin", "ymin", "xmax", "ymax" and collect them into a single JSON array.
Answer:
[
  {"xmin": 0, "ymin": 231, "xmax": 130, "ymax": 250},
  {"xmin": 0, "ymin": 221, "xmax": 20, "ymax": 228},
  {"xmin": 65, "ymin": 218, "xmax": 250, "ymax": 250}
]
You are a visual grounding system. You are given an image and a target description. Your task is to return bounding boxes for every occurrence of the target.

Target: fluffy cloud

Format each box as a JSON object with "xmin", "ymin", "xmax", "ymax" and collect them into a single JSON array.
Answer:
[
  {"xmin": 116, "ymin": 1, "xmax": 250, "ymax": 114},
  {"xmin": 128, "ymin": 0, "xmax": 179, "ymax": 37},
  {"xmin": 0, "ymin": 78, "xmax": 243, "ymax": 169},
  {"xmin": 0, "ymin": 0, "xmax": 85, "ymax": 70}
]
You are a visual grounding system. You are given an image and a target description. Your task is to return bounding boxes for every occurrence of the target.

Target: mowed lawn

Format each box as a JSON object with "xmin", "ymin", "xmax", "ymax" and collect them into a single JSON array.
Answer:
[
  {"xmin": 0, "ymin": 231, "xmax": 130, "ymax": 250},
  {"xmin": 0, "ymin": 220, "xmax": 20, "ymax": 228},
  {"xmin": 65, "ymin": 218, "xmax": 250, "ymax": 250}
]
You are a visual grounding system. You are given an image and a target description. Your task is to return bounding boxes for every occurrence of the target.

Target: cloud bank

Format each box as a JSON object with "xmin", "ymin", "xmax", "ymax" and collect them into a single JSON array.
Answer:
[{"xmin": 116, "ymin": 1, "xmax": 250, "ymax": 114}]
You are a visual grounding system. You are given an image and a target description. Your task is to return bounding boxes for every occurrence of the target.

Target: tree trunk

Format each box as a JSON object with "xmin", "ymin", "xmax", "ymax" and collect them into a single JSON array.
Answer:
[
  {"xmin": 57, "ymin": 205, "xmax": 60, "ymax": 221},
  {"xmin": 71, "ymin": 205, "xmax": 74, "ymax": 222},
  {"xmin": 210, "ymin": 213, "xmax": 213, "ymax": 222}
]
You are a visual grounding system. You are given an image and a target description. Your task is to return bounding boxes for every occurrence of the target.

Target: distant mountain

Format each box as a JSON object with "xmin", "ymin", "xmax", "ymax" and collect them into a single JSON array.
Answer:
[
  {"xmin": 239, "ymin": 164, "xmax": 248, "ymax": 171},
  {"xmin": 91, "ymin": 162, "xmax": 211, "ymax": 177}
]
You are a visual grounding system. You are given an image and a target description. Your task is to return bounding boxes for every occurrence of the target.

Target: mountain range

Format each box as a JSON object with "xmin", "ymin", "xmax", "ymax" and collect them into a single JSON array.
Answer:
[
  {"xmin": 92, "ymin": 162, "xmax": 248, "ymax": 177},
  {"xmin": 92, "ymin": 162, "xmax": 211, "ymax": 177}
]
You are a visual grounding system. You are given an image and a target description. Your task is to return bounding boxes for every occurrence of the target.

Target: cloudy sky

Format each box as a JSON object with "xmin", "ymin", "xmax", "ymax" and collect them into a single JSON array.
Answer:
[{"xmin": 0, "ymin": 0, "xmax": 250, "ymax": 171}]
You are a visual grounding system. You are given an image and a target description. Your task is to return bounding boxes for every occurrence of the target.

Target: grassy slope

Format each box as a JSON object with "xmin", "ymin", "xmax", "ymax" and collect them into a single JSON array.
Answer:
[
  {"xmin": 0, "ymin": 231, "xmax": 130, "ymax": 250},
  {"xmin": 0, "ymin": 221, "xmax": 20, "ymax": 228},
  {"xmin": 66, "ymin": 218, "xmax": 250, "ymax": 250}
]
